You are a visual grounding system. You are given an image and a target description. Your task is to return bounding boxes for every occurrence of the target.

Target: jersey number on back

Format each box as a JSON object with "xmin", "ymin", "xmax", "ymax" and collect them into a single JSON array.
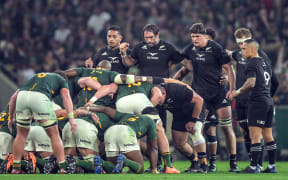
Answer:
[{"xmin": 263, "ymin": 71, "xmax": 270, "ymax": 86}]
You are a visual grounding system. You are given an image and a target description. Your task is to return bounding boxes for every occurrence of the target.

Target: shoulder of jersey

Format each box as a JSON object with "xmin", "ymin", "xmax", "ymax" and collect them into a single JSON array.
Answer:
[{"xmin": 99, "ymin": 48, "xmax": 108, "ymax": 56}]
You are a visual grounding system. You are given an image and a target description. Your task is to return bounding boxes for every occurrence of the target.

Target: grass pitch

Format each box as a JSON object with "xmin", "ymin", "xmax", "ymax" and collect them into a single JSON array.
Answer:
[{"xmin": 1, "ymin": 161, "xmax": 287, "ymax": 180}]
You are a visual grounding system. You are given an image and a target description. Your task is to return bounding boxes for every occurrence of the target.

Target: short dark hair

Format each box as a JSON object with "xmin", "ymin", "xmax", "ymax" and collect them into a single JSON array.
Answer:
[
  {"xmin": 141, "ymin": 107, "xmax": 159, "ymax": 115},
  {"xmin": 244, "ymin": 39, "xmax": 259, "ymax": 49},
  {"xmin": 206, "ymin": 27, "xmax": 216, "ymax": 40},
  {"xmin": 108, "ymin": 25, "xmax": 122, "ymax": 35},
  {"xmin": 143, "ymin": 24, "xmax": 159, "ymax": 35},
  {"xmin": 234, "ymin": 28, "xmax": 252, "ymax": 38},
  {"xmin": 189, "ymin": 23, "xmax": 206, "ymax": 34}
]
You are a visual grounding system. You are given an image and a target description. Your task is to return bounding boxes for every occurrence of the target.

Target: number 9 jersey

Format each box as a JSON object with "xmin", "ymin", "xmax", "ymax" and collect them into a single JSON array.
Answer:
[{"xmin": 245, "ymin": 57, "xmax": 272, "ymax": 101}]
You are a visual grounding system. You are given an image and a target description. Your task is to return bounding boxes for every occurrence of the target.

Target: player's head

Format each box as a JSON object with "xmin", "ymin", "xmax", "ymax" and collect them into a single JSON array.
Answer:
[
  {"xmin": 141, "ymin": 107, "xmax": 159, "ymax": 123},
  {"xmin": 189, "ymin": 23, "xmax": 208, "ymax": 47},
  {"xmin": 234, "ymin": 28, "xmax": 252, "ymax": 49},
  {"xmin": 242, "ymin": 39, "xmax": 259, "ymax": 59},
  {"xmin": 107, "ymin": 25, "xmax": 122, "ymax": 49},
  {"xmin": 97, "ymin": 60, "xmax": 112, "ymax": 70},
  {"xmin": 143, "ymin": 24, "xmax": 160, "ymax": 47},
  {"xmin": 205, "ymin": 27, "xmax": 216, "ymax": 40}
]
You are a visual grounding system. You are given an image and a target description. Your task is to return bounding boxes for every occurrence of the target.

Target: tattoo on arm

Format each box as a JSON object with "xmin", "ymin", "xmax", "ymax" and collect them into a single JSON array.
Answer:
[{"xmin": 239, "ymin": 77, "xmax": 256, "ymax": 94}]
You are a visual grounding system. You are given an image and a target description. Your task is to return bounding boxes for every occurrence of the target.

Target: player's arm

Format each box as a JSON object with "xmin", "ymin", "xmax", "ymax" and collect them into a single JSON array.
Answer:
[
  {"xmin": 180, "ymin": 58, "xmax": 193, "ymax": 72},
  {"xmin": 88, "ymin": 105, "xmax": 116, "ymax": 119},
  {"xmin": 120, "ymin": 42, "xmax": 136, "ymax": 67},
  {"xmin": 173, "ymin": 66, "xmax": 190, "ymax": 80},
  {"xmin": 230, "ymin": 77, "xmax": 256, "ymax": 100},
  {"xmin": 85, "ymin": 83, "xmax": 118, "ymax": 107},
  {"xmin": 222, "ymin": 63, "xmax": 236, "ymax": 96},
  {"xmin": 60, "ymin": 88, "xmax": 77, "ymax": 134},
  {"xmin": 146, "ymin": 138, "xmax": 158, "ymax": 173},
  {"xmin": 8, "ymin": 89, "xmax": 19, "ymax": 132},
  {"xmin": 78, "ymin": 77, "xmax": 102, "ymax": 90},
  {"xmin": 190, "ymin": 90, "xmax": 204, "ymax": 120},
  {"xmin": 55, "ymin": 108, "xmax": 99, "ymax": 124},
  {"xmin": 56, "ymin": 69, "xmax": 78, "ymax": 78}
]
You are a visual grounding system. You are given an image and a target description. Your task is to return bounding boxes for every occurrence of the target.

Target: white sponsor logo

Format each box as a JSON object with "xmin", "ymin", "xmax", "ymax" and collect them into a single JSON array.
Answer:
[
  {"xmin": 147, "ymin": 52, "xmax": 159, "ymax": 60},
  {"xmin": 196, "ymin": 53, "xmax": 205, "ymax": 61},
  {"xmin": 159, "ymin": 45, "xmax": 166, "ymax": 50},
  {"xmin": 222, "ymin": 99, "xmax": 228, "ymax": 104},
  {"xmin": 101, "ymin": 52, "xmax": 108, "ymax": 56},
  {"xmin": 148, "ymin": 53, "xmax": 158, "ymax": 56},
  {"xmin": 257, "ymin": 120, "xmax": 265, "ymax": 125},
  {"xmin": 141, "ymin": 45, "xmax": 147, "ymax": 49},
  {"xmin": 206, "ymin": 47, "xmax": 211, "ymax": 51},
  {"xmin": 166, "ymin": 98, "xmax": 173, "ymax": 104},
  {"xmin": 108, "ymin": 57, "xmax": 119, "ymax": 63},
  {"xmin": 192, "ymin": 46, "xmax": 196, "ymax": 51}
]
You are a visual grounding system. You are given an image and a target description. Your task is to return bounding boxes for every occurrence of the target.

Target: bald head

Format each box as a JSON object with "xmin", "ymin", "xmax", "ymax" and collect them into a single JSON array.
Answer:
[
  {"xmin": 97, "ymin": 60, "xmax": 111, "ymax": 71},
  {"xmin": 242, "ymin": 39, "xmax": 259, "ymax": 59}
]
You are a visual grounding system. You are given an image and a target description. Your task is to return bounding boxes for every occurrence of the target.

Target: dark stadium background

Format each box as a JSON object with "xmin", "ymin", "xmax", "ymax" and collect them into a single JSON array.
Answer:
[{"xmin": 0, "ymin": 0, "xmax": 288, "ymax": 161}]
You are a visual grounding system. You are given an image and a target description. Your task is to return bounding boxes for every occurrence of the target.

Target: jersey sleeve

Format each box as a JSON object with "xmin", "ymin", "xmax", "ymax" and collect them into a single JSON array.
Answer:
[
  {"xmin": 146, "ymin": 118, "xmax": 157, "ymax": 141},
  {"xmin": 130, "ymin": 45, "xmax": 139, "ymax": 62},
  {"xmin": 231, "ymin": 51, "xmax": 239, "ymax": 62},
  {"xmin": 245, "ymin": 60, "xmax": 257, "ymax": 78},
  {"xmin": 57, "ymin": 75, "xmax": 69, "ymax": 89},
  {"xmin": 213, "ymin": 41, "xmax": 231, "ymax": 65},
  {"xmin": 168, "ymin": 44, "xmax": 184, "ymax": 63},
  {"xmin": 182, "ymin": 44, "xmax": 192, "ymax": 59},
  {"xmin": 109, "ymin": 71, "xmax": 120, "ymax": 82},
  {"xmin": 93, "ymin": 50, "xmax": 102, "ymax": 66},
  {"xmin": 74, "ymin": 67, "xmax": 84, "ymax": 76}
]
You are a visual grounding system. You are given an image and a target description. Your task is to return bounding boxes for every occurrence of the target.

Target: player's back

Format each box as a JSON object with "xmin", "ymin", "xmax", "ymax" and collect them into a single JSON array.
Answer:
[
  {"xmin": 20, "ymin": 73, "xmax": 68, "ymax": 100},
  {"xmin": 114, "ymin": 111, "xmax": 157, "ymax": 140},
  {"xmin": 116, "ymin": 82, "xmax": 153, "ymax": 102}
]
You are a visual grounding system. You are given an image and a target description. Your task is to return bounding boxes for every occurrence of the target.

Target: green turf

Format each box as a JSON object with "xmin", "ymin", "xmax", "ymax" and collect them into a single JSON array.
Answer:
[{"xmin": 1, "ymin": 161, "xmax": 287, "ymax": 180}]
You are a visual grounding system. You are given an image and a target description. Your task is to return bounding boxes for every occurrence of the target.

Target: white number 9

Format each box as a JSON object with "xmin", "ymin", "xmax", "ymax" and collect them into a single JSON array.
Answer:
[{"xmin": 263, "ymin": 71, "xmax": 270, "ymax": 86}]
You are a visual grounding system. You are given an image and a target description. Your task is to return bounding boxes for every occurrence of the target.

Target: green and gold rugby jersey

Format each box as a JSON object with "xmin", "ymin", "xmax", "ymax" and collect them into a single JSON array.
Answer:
[
  {"xmin": 113, "ymin": 111, "xmax": 157, "ymax": 141},
  {"xmin": 20, "ymin": 73, "xmax": 68, "ymax": 100},
  {"xmin": 74, "ymin": 68, "xmax": 119, "ymax": 108},
  {"xmin": 115, "ymin": 82, "xmax": 154, "ymax": 102},
  {"xmin": 0, "ymin": 109, "xmax": 17, "ymax": 137}
]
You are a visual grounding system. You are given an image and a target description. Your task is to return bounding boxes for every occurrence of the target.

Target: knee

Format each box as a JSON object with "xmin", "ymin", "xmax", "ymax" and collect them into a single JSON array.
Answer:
[
  {"xmin": 263, "ymin": 132, "xmax": 274, "ymax": 142},
  {"xmin": 206, "ymin": 126, "xmax": 216, "ymax": 136},
  {"xmin": 173, "ymin": 140, "xmax": 186, "ymax": 151},
  {"xmin": 249, "ymin": 132, "xmax": 262, "ymax": 143}
]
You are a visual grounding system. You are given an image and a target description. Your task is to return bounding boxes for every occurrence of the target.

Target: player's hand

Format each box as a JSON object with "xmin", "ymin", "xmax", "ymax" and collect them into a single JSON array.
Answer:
[
  {"xmin": 185, "ymin": 121, "xmax": 196, "ymax": 133},
  {"xmin": 84, "ymin": 101, "xmax": 94, "ymax": 108},
  {"xmin": 226, "ymin": 89, "xmax": 233, "ymax": 99},
  {"xmin": 90, "ymin": 113, "xmax": 99, "ymax": 124},
  {"xmin": 120, "ymin": 42, "xmax": 129, "ymax": 54},
  {"xmin": 85, "ymin": 57, "xmax": 93, "ymax": 68},
  {"xmin": 8, "ymin": 118, "xmax": 15, "ymax": 133},
  {"xmin": 226, "ymin": 49, "xmax": 232, "ymax": 55},
  {"xmin": 152, "ymin": 168, "xmax": 159, "ymax": 174},
  {"xmin": 228, "ymin": 90, "xmax": 238, "ymax": 101},
  {"xmin": 69, "ymin": 119, "xmax": 77, "ymax": 134},
  {"xmin": 220, "ymin": 74, "xmax": 228, "ymax": 85}
]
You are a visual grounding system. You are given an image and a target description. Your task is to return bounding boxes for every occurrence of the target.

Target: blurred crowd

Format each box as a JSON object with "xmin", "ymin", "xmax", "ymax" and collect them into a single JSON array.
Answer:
[{"xmin": 0, "ymin": 0, "xmax": 288, "ymax": 104}]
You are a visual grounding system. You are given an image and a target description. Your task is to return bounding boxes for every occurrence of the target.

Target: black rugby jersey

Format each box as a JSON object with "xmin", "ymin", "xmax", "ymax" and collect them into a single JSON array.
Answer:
[
  {"xmin": 245, "ymin": 57, "xmax": 272, "ymax": 101},
  {"xmin": 182, "ymin": 40, "xmax": 230, "ymax": 90},
  {"xmin": 131, "ymin": 40, "xmax": 184, "ymax": 77},
  {"xmin": 93, "ymin": 47, "xmax": 130, "ymax": 74}
]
